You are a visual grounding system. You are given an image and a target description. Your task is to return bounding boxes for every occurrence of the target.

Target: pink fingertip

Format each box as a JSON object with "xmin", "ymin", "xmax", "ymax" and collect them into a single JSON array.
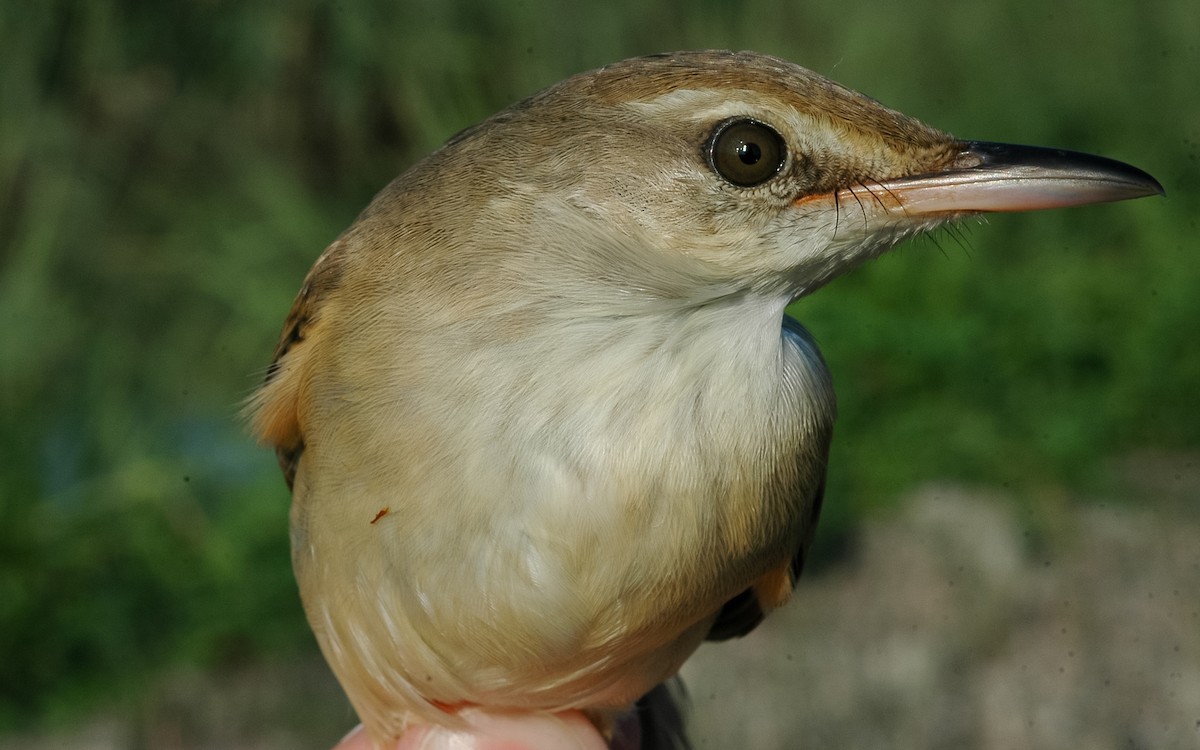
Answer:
[
  {"xmin": 333, "ymin": 724, "xmax": 373, "ymax": 750},
  {"xmin": 396, "ymin": 710, "xmax": 610, "ymax": 750}
]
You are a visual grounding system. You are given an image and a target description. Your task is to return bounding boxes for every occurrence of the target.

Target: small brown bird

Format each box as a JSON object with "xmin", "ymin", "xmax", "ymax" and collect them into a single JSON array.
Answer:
[{"xmin": 250, "ymin": 51, "xmax": 1161, "ymax": 747}]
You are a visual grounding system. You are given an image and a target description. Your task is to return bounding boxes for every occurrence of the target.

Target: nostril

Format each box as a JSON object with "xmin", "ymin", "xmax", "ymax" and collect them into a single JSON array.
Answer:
[{"xmin": 950, "ymin": 150, "xmax": 985, "ymax": 170}]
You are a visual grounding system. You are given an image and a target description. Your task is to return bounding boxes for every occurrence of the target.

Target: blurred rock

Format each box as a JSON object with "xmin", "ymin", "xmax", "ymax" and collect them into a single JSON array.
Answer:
[{"xmin": 683, "ymin": 483, "xmax": 1200, "ymax": 749}]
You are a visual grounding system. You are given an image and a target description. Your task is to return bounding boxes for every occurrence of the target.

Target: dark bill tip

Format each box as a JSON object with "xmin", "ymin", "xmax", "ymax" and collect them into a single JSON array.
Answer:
[{"xmin": 871, "ymin": 140, "xmax": 1164, "ymax": 215}]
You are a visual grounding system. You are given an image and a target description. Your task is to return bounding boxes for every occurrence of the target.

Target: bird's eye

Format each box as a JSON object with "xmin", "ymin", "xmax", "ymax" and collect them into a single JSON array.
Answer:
[{"xmin": 707, "ymin": 118, "xmax": 787, "ymax": 187}]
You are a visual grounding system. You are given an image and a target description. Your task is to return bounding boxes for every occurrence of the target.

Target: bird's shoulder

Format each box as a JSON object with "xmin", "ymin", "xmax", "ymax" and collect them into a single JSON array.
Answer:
[{"xmin": 248, "ymin": 237, "xmax": 352, "ymax": 488}]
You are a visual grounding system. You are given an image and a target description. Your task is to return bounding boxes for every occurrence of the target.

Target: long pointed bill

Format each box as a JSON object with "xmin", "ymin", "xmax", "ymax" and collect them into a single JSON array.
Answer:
[{"xmin": 856, "ymin": 141, "xmax": 1164, "ymax": 216}]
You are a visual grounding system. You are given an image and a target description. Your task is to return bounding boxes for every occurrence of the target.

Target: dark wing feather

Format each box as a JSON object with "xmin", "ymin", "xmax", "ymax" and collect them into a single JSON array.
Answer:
[
  {"xmin": 250, "ymin": 239, "xmax": 350, "ymax": 489},
  {"xmin": 705, "ymin": 470, "xmax": 827, "ymax": 641}
]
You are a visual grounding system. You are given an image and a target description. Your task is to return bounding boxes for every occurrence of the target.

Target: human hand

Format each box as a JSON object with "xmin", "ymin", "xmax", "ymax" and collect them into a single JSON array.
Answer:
[{"xmin": 332, "ymin": 709, "xmax": 632, "ymax": 750}]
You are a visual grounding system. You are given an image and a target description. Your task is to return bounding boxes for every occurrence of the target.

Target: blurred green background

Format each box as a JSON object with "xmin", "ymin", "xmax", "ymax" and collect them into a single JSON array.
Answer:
[{"xmin": 1, "ymin": 0, "xmax": 1196, "ymax": 745}]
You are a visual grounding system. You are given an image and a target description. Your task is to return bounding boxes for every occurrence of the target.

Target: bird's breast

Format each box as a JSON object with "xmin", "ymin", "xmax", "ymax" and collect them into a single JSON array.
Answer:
[{"xmin": 292, "ymin": 296, "xmax": 833, "ymax": 713}]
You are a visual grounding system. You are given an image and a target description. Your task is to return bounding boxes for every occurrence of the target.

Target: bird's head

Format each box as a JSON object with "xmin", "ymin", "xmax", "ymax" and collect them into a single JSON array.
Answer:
[{"xmin": 407, "ymin": 50, "xmax": 1160, "ymax": 310}]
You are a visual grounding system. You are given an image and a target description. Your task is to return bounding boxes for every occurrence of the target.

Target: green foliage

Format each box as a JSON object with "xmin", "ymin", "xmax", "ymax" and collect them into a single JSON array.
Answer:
[{"xmin": 0, "ymin": 0, "xmax": 1196, "ymax": 731}]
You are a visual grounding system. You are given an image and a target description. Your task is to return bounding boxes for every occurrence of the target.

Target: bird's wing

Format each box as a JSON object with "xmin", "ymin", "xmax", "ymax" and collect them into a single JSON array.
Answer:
[
  {"xmin": 248, "ymin": 238, "xmax": 350, "ymax": 489},
  {"xmin": 634, "ymin": 679, "xmax": 691, "ymax": 750},
  {"xmin": 705, "ymin": 469, "xmax": 827, "ymax": 641}
]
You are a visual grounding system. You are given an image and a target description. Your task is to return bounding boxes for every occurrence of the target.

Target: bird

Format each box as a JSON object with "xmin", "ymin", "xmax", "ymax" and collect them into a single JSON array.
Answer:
[{"xmin": 249, "ymin": 50, "xmax": 1162, "ymax": 748}]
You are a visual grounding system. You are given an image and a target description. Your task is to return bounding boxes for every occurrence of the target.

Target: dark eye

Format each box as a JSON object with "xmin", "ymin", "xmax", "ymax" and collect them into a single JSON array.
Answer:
[{"xmin": 707, "ymin": 118, "xmax": 787, "ymax": 187}]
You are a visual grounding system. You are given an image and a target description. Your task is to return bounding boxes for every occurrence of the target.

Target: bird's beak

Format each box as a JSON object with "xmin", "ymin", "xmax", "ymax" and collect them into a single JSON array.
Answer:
[{"xmin": 850, "ymin": 141, "xmax": 1164, "ymax": 216}]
